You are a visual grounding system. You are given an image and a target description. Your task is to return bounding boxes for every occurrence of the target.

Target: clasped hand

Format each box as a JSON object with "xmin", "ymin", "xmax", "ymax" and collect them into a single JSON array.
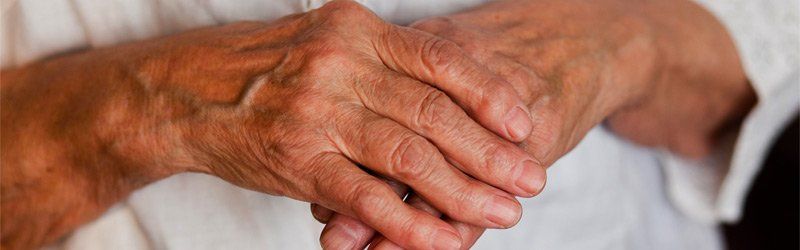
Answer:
[
  {"xmin": 0, "ymin": 0, "xmax": 755, "ymax": 249},
  {"xmin": 116, "ymin": 1, "xmax": 544, "ymax": 249}
]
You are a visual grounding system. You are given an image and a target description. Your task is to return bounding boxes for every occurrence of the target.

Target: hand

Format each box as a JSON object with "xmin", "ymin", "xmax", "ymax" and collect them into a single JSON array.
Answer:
[
  {"xmin": 317, "ymin": 0, "xmax": 755, "ymax": 248},
  {"xmin": 155, "ymin": 3, "xmax": 543, "ymax": 247},
  {"xmin": 0, "ymin": 0, "xmax": 550, "ymax": 249}
]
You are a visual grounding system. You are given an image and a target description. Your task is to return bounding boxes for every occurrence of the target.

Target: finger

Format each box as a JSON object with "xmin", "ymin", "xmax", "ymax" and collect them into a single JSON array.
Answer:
[
  {"xmin": 320, "ymin": 179, "xmax": 409, "ymax": 249},
  {"xmin": 311, "ymin": 178, "xmax": 408, "ymax": 224},
  {"xmin": 311, "ymin": 203, "xmax": 334, "ymax": 224},
  {"xmin": 370, "ymin": 194, "xmax": 487, "ymax": 250},
  {"xmin": 354, "ymin": 71, "xmax": 546, "ymax": 197},
  {"xmin": 323, "ymin": 191, "xmax": 486, "ymax": 250},
  {"xmin": 375, "ymin": 25, "xmax": 533, "ymax": 142},
  {"xmin": 369, "ymin": 224, "xmax": 485, "ymax": 250},
  {"xmin": 403, "ymin": 193, "xmax": 440, "ymax": 215},
  {"xmin": 451, "ymin": 221, "xmax": 486, "ymax": 249},
  {"xmin": 312, "ymin": 153, "xmax": 461, "ymax": 250},
  {"xmin": 333, "ymin": 108, "xmax": 523, "ymax": 228},
  {"xmin": 322, "ymin": 214, "xmax": 379, "ymax": 250},
  {"xmin": 402, "ymin": 195, "xmax": 486, "ymax": 245},
  {"xmin": 311, "ymin": 204, "xmax": 333, "ymax": 224}
]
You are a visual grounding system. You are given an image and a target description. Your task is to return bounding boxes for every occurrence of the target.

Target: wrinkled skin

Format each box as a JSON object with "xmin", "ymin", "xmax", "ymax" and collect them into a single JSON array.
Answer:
[
  {"xmin": 314, "ymin": 0, "xmax": 756, "ymax": 249},
  {"xmin": 1, "ymin": 1, "xmax": 553, "ymax": 249}
]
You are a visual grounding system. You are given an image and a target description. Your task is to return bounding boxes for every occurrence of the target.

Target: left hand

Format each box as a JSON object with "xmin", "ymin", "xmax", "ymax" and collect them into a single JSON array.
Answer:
[{"xmin": 314, "ymin": 0, "xmax": 755, "ymax": 248}]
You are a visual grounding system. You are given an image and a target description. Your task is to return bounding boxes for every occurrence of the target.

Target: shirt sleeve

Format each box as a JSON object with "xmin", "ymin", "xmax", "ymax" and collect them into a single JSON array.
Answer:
[
  {"xmin": 0, "ymin": 0, "xmax": 304, "ymax": 69},
  {"xmin": 659, "ymin": 0, "xmax": 800, "ymax": 224}
]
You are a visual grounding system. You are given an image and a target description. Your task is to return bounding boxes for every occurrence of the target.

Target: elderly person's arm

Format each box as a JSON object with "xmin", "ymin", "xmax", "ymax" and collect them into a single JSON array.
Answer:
[
  {"xmin": 0, "ymin": 1, "xmax": 548, "ymax": 249},
  {"xmin": 317, "ymin": 0, "xmax": 758, "ymax": 248}
]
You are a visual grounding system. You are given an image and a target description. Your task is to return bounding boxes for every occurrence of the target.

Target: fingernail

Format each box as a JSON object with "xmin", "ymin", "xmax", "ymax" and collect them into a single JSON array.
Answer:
[
  {"xmin": 484, "ymin": 196, "xmax": 521, "ymax": 228},
  {"xmin": 505, "ymin": 106, "xmax": 533, "ymax": 141},
  {"xmin": 515, "ymin": 160, "xmax": 546, "ymax": 196},
  {"xmin": 432, "ymin": 229, "xmax": 462, "ymax": 250},
  {"xmin": 321, "ymin": 225, "xmax": 355, "ymax": 250}
]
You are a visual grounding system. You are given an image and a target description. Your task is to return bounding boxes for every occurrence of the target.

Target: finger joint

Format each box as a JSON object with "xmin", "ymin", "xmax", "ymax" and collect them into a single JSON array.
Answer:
[{"xmin": 388, "ymin": 135, "xmax": 434, "ymax": 182}]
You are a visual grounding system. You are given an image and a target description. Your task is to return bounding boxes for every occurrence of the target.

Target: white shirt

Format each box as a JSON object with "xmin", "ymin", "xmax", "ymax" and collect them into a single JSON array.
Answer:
[{"xmin": 2, "ymin": 0, "xmax": 797, "ymax": 249}]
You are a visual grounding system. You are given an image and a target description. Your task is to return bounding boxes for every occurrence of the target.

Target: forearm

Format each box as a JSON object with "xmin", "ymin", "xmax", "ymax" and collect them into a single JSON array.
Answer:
[{"xmin": 1, "ymin": 48, "xmax": 180, "ymax": 249}]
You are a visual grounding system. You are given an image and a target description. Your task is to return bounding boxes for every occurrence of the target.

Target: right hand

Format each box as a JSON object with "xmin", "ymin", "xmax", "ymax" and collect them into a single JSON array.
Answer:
[{"xmin": 110, "ymin": 1, "xmax": 544, "ymax": 248}]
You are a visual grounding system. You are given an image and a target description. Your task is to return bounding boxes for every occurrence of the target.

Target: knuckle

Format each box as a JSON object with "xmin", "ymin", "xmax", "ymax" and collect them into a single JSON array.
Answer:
[
  {"xmin": 502, "ymin": 63, "xmax": 538, "ymax": 101},
  {"xmin": 475, "ymin": 81, "xmax": 515, "ymax": 116},
  {"xmin": 453, "ymin": 66, "xmax": 514, "ymax": 116},
  {"xmin": 319, "ymin": 0, "xmax": 376, "ymax": 25},
  {"xmin": 321, "ymin": 0, "xmax": 365, "ymax": 13},
  {"xmin": 302, "ymin": 43, "xmax": 350, "ymax": 76},
  {"xmin": 450, "ymin": 182, "xmax": 484, "ymax": 217},
  {"xmin": 389, "ymin": 135, "xmax": 434, "ymax": 181},
  {"xmin": 421, "ymin": 37, "xmax": 462, "ymax": 70},
  {"xmin": 480, "ymin": 141, "xmax": 513, "ymax": 175},
  {"xmin": 472, "ymin": 87, "xmax": 496, "ymax": 118},
  {"xmin": 419, "ymin": 39, "xmax": 513, "ymax": 116},
  {"xmin": 413, "ymin": 89, "xmax": 457, "ymax": 131},
  {"xmin": 397, "ymin": 213, "xmax": 426, "ymax": 245}
]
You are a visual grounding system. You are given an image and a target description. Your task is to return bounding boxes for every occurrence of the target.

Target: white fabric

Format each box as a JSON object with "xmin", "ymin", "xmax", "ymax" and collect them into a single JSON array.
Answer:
[
  {"xmin": 1, "ymin": 0, "xmax": 797, "ymax": 249},
  {"xmin": 662, "ymin": 0, "xmax": 800, "ymax": 223}
]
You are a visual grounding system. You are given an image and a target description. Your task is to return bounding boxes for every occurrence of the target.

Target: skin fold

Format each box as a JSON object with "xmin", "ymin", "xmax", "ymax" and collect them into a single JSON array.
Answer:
[
  {"xmin": 314, "ymin": 0, "xmax": 757, "ymax": 249},
  {"xmin": 1, "ymin": 1, "xmax": 553, "ymax": 249}
]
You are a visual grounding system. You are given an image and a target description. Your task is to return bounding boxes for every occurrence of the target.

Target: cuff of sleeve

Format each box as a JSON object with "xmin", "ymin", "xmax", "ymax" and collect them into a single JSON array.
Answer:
[{"xmin": 660, "ymin": 71, "xmax": 799, "ymax": 224}]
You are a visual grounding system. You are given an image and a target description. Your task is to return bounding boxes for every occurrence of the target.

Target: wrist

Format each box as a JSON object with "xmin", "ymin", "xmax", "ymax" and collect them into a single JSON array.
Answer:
[
  {"xmin": 597, "ymin": 11, "xmax": 663, "ymax": 118},
  {"xmin": 606, "ymin": 0, "xmax": 755, "ymax": 156},
  {"xmin": 644, "ymin": 0, "xmax": 755, "ymax": 128}
]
